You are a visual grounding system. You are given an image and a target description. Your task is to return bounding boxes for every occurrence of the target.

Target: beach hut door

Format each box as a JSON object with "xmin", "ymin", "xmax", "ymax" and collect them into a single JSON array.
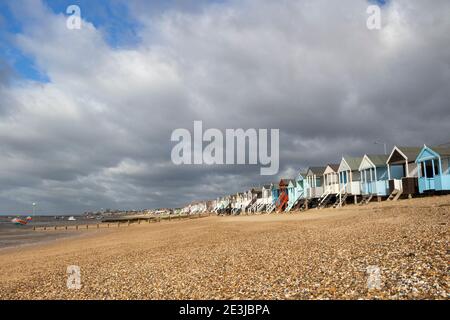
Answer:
[{"xmin": 421, "ymin": 160, "xmax": 437, "ymax": 190}]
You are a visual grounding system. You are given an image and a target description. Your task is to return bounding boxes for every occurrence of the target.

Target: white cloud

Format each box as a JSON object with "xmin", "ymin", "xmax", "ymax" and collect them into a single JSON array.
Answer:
[{"xmin": 0, "ymin": 0, "xmax": 449, "ymax": 213}]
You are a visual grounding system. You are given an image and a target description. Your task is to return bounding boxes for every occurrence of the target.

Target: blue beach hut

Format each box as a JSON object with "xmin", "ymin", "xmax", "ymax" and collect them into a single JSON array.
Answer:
[
  {"xmin": 285, "ymin": 172, "xmax": 306, "ymax": 211},
  {"xmin": 415, "ymin": 145, "xmax": 450, "ymax": 193},
  {"xmin": 359, "ymin": 154, "xmax": 390, "ymax": 196}
]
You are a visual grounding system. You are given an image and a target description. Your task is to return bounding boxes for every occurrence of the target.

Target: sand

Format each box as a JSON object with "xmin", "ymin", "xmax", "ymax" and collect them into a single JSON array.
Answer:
[{"xmin": 0, "ymin": 196, "xmax": 448, "ymax": 300}]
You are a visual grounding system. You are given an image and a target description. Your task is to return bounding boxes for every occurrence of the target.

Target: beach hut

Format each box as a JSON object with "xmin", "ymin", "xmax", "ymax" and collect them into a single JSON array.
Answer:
[
  {"xmin": 286, "ymin": 180, "xmax": 297, "ymax": 211},
  {"xmin": 248, "ymin": 187, "xmax": 264, "ymax": 213},
  {"xmin": 338, "ymin": 156, "xmax": 363, "ymax": 204},
  {"xmin": 276, "ymin": 179, "xmax": 291, "ymax": 212},
  {"xmin": 305, "ymin": 167, "xmax": 326, "ymax": 199},
  {"xmin": 323, "ymin": 164, "xmax": 340, "ymax": 194},
  {"xmin": 260, "ymin": 185, "xmax": 272, "ymax": 212},
  {"xmin": 239, "ymin": 190, "xmax": 251, "ymax": 213},
  {"xmin": 316, "ymin": 164, "xmax": 340, "ymax": 209},
  {"xmin": 181, "ymin": 205, "xmax": 191, "ymax": 214},
  {"xmin": 199, "ymin": 201, "xmax": 207, "ymax": 213},
  {"xmin": 267, "ymin": 183, "xmax": 280, "ymax": 213},
  {"xmin": 217, "ymin": 195, "xmax": 231, "ymax": 214},
  {"xmin": 230, "ymin": 194, "xmax": 237, "ymax": 214},
  {"xmin": 386, "ymin": 146, "xmax": 422, "ymax": 199},
  {"xmin": 359, "ymin": 154, "xmax": 390, "ymax": 199},
  {"xmin": 213, "ymin": 197, "xmax": 223, "ymax": 213},
  {"xmin": 225, "ymin": 195, "xmax": 233, "ymax": 213},
  {"xmin": 295, "ymin": 172, "xmax": 307, "ymax": 199},
  {"xmin": 212, "ymin": 197, "xmax": 220, "ymax": 213},
  {"xmin": 285, "ymin": 172, "xmax": 307, "ymax": 211},
  {"xmin": 246, "ymin": 188, "xmax": 262, "ymax": 213},
  {"xmin": 231, "ymin": 193, "xmax": 243, "ymax": 214},
  {"xmin": 415, "ymin": 145, "xmax": 450, "ymax": 193},
  {"xmin": 189, "ymin": 201, "xmax": 202, "ymax": 214},
  {"xmin": 226, "ymin": 195, "xmax": 235, "ymax": 215},
  {"xmin": 238, "ymin": 192, "xmax": 246, "ymax": 214},
  {"xmin": 214, "ymin": 197, "xmax": 223, "ymax": 214},
  {"xmin": 206, "ymin": 200, "xmax": 216, "ymax": 213}
]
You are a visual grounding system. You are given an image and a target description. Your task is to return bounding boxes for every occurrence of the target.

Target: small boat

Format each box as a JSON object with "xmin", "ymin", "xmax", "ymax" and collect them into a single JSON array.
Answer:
[
  {"xmin": 11, "ymin": 217, "xmax": 32, "ymax": 226},
  {"xmin": 68, "ymin": 216, "xmax": 76, "ymax": 221}
]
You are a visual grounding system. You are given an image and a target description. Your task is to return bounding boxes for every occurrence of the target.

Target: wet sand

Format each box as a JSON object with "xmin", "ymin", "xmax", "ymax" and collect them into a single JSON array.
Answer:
[
  {"xmin": 0, "ymin": 216, "xmax": 102, "ymax": 250},
  {"xmin": 0, "ymin": 228, "xmax": 82, "ymax": 251},
  {"xmin": 0, "ymin": 196, "xmax": 448, "ymax": 300}
]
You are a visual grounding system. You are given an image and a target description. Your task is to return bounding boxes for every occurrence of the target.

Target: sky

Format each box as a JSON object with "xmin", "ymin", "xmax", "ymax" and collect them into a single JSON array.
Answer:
[{"xmin": 0, "ymin": 0, "xmax": 449, "ymax": 215}]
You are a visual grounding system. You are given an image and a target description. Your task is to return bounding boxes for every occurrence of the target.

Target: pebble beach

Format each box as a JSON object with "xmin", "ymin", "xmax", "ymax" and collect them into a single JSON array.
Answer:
[{"xmin": 0, "ymin": 195, "xmax": 448, "ymax": 300}]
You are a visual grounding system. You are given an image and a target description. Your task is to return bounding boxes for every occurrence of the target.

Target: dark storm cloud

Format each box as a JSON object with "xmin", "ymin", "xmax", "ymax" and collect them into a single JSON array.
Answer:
[{"xmin": 0, "ymin": 0, "xmax": 449, "ymax": 214}]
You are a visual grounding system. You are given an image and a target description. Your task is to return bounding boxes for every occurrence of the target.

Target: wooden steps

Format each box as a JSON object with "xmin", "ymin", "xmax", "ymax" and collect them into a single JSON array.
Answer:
[
  {"xmin": 248, "ymin": 201, "xmax": 258, "ymax": 213},
  {"xmin": 387, "ymin": 188, "xmax": 403, "ymax": 201},
  {"xmin": 359, "ymin": 194, "xmax": 373, "ymax": 205},
  {"xmin": 332, "ymin": 192, "xmax": 348, "ymax": 208},
  {"xmin": 317, "ymin": 190, "xmax": 332, "ymax": 209},
  {"xmin": 285, "ymin": 191, "xmax": 305, "ymax": 212},
  {"xmin": 256, "ymin": 202, "xmax": 266, "ymax": 212},
  {"xmin": 266, "ymin": 203, "xmax": 276, "ymax": 213},
  {"xmin": 295, "ymin": 198, "xmax": 306, "ymax": 211},
  {"xmin": 231, "ymin": 207, "xmax": 241, "ymax": 215}
]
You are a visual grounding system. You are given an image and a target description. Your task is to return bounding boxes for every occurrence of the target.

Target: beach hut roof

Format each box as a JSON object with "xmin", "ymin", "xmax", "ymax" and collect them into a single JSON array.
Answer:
[
  {"xmin": 307, "ymin": 166, "xmax": 327, "ymax": 175},
  {"xmin": 387, "ymin": 146, "xmax": 422, "ymax": 164},
  {"xmin": 359, "ymin": 154, "xmax": 389, "ymax": 171},
  {"xmin": 437, "ymin": 141, "xmax": 450, "ymax": 147},
  {"xmin": 340, "ymin": 156, "xmax": 363, "ymax": 171},
  {"xmin": 280, "ymin": 178, "xmax": 294, "ymax": 185},
  {"xmin": 326, "ymin": 164, "xmax": 340, "ymax": 172},
  {"xmin": 431, "ymin": 146, "xmax": 450, "ymax": 157},
  {"xmin": 366, "ymin": 154, "xmax": 389, "ymax": 166},
  {"xmin": 288, "ymin": 180, "xmax": 297, "ymax": 188},
  {"xmin": 415, "ymin": 145, "xmax": 450, "ymax": 161}
]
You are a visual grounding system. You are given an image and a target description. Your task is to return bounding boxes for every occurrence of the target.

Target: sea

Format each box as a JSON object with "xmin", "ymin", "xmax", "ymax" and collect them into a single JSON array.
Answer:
[{"xmin": 0, "ymin": 215, "xmax": 100, "ymax": 250}]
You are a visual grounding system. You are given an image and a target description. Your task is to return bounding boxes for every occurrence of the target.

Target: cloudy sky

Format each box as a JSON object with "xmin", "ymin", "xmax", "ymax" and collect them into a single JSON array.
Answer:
[{"xmin": 0, "ymin": 0, "xmax": 449, "ymax": 214}]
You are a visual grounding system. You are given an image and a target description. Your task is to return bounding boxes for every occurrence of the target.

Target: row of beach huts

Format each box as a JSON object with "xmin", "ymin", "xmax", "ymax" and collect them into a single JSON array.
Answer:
[{"xmin": 181, "ymin": 144, "xmax": 450, "ymax": 215}]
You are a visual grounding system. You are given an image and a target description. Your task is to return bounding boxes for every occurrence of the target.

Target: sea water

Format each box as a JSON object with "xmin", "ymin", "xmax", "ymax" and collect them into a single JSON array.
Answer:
[{"xmin": 0, "ymin": 216, "xmax": 97, "ymax": 249}]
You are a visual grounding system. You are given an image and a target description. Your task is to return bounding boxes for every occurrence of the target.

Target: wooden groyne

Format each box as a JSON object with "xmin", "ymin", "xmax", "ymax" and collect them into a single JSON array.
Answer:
[{"xmin": 32, "ymin": 213, "xmax": 210, "ymax": 231}]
